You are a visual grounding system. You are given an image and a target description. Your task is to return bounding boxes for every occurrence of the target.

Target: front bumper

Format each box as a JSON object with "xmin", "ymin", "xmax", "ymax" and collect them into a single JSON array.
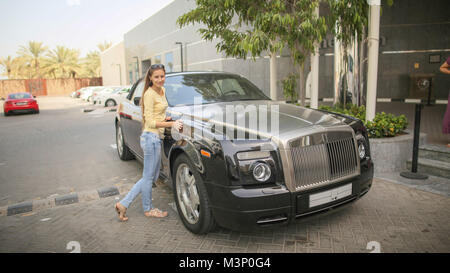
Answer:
[{"xmin": 208, "ymin": 161, "xmax": 373, "ymax": 231}]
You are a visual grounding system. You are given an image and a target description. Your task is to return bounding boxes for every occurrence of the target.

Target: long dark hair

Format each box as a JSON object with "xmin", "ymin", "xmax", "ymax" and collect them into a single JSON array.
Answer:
[{"xmin": 140, "ymin": 65, "xmax": 166, "ymax": 129}]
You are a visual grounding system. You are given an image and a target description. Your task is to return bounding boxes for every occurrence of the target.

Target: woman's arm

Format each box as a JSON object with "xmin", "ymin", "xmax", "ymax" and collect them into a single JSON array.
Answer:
[
  {"xmin": 155, "ymin": 120, "xmax": 183, "ymax": 131},
  {"xmin": 440, "ymin": 61, "xmax": 450, "ymax": 75},
  {"xmin": 440, "ymin": 57, "xmax": 450, "ymax": 75}
]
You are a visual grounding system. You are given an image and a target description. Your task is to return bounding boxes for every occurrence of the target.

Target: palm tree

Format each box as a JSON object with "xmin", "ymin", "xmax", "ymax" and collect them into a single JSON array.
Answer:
[
  {"xmin": 83, "ymin": 50, "xmax": 101, "ymax": 77},
  {"xmin": 42, "ymin": 46, "xmax": 81, "ymax": 78},
  {"xmin": 97, "ymin": 41, "xmax": 112, "ymax": 52},
  {"xmin": 17, "ymin": 41, "xmax": 48, "ymax": 78},
  {"xmin": 0, "ymin": 56, "xmax": 14, "ymax": 79}
]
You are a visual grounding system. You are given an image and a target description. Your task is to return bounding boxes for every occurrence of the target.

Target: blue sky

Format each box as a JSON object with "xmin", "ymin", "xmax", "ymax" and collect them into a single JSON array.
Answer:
[{"xmin": 0, "ymin": 0, "xmax": 173, "ymax": 59}]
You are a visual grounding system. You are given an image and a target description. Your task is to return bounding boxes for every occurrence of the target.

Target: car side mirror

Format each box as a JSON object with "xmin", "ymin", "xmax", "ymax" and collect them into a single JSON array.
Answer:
[
  {"xmin": 33, "ymin": 96, "xmax": 36, "ymax": 98},
  {"xmin": 133, "ymin": 97, "xmax": 141, "ymax": 106},
  {"xmin": 0, "ymin": 97, "xmax": 4, "ymax": 101}
]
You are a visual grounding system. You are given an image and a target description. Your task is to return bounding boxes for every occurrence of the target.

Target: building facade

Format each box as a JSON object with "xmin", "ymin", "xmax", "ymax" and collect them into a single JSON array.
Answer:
[
  {"xmin": 100, "ymin": 41, "xmax": 127, "ymax": 86},
  {"xmin": 118, "ymin": 0, "xmax": 449, "ymax": 100}
]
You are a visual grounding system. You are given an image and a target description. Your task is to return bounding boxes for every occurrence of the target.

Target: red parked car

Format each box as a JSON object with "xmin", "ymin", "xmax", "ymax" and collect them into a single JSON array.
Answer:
[{"xmin": 3, "ymin": 92, "xmax": 39, "ymax": 116}]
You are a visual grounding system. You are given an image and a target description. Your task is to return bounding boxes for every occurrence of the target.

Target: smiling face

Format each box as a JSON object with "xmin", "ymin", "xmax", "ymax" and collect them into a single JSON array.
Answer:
[{"xmin": 150, "ymin": 69, "xmax": 165, "ymax": 90}]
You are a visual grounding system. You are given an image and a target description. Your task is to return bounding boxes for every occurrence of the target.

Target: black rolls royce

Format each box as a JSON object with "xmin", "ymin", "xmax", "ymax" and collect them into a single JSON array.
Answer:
[{"xmin": 115, "ymin": 71, "xmax": 373, "ymax": 234}]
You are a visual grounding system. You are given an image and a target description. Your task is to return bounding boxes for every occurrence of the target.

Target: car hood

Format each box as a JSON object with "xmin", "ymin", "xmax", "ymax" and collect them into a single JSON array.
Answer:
[{"xmin": 168, "ymin": 100, "xmax": 349, "ymax": 142}]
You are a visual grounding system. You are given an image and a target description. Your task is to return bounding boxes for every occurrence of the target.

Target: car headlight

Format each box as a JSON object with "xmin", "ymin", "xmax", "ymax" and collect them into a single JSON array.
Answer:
[
  {"xmin": 235, "ymin": 150, "xmax": 275, "ymax": 184},
  {"xmin": 252, "ymin": 162, "xmax": 272, "ymax": 182},
  {"xmin": 356, "ymin": 133, "xmax": 367, "ymax": 160}
]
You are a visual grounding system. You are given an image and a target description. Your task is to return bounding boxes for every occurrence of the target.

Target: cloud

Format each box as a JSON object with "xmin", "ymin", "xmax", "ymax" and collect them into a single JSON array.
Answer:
[{"xmin": 66, "ymin": 0, "xmax": 81, "ymax": 6}]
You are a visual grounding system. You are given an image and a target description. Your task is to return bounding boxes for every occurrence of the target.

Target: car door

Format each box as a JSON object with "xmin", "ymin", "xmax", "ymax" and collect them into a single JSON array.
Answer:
[{"xmin": 125, "ymin": 80, "xmax": 145, "ymax": 157}]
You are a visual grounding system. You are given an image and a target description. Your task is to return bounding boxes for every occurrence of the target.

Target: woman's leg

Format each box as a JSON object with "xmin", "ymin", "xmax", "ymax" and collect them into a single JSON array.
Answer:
[
  {"xmin": 141, "ymin": 134, "xmax": 161, "ymax": 212},
  {"xmin": 119, "ymin": 132, "xmax": 151, "ymax": 209}
]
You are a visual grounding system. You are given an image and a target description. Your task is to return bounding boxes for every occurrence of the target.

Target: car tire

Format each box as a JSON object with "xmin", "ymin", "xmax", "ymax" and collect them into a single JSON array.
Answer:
[
  {"xmin": 105, "ymin": 99, "xmax": 116, "ymax": 107},
  {"xmin": 116, "ymin": 122, "xmax": 135, "ymax": 161},
  {"xmin": 173, "ymin": 154, "xmax": 216, "ymax": 234},
  {"xmin": 4, "ymin": 111, "xmax": 10, "ymax": 116},
  {"xmin": 35, "ymin": 109, "xmax": 39, "ymax": 114}
]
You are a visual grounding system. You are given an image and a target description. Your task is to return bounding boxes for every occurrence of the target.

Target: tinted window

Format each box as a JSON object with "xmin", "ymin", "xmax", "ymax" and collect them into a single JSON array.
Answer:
[
  {"xmin": 132, "ymin": 80, "xmax": 145, "ymax": 99},
  {"xmin": 164, "ymin": 74, "xmax": 270, "ymax": 106},
  {"xmin": 8, "ymin": 93, "xmax": 32, "ymax": 99}
]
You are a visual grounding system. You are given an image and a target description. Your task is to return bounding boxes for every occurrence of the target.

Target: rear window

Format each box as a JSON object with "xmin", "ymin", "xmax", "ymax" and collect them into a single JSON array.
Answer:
[{"xmin": 8, "ymin": 93, "xmax": 32, "ymax": 99}]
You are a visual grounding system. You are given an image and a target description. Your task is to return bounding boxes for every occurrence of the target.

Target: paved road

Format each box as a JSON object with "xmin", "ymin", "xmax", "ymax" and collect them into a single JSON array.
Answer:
[
  {"xmin": 0, "ymin": 96, "xmax": 141, "ymax": 207},
  {"xmin": 0, "ymin": 177, "xmax": 449, "ymax": 253},
  {"xmin": 0, "ymin": 97, "xmax": 448, "ymax": 253}
]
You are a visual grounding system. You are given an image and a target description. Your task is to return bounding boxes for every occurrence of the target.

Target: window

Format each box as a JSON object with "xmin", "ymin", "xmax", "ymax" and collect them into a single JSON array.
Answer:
[
  {"xmin": 132, "ymin": 80, "xmax": 145, "ymax": 100},
  {"xmin": 8, "ymin": 93, "xmax": 32, "ymax": 99},
  {"xmin": 164, "ymin": 74, "xmax": 270, "ymax": 107},
  {"xmin": 165, "ymin": 52, "xmax": 173, "ymax": 73},
  {"xmin": 154, "ymin": 55, "xmax": 161, "ymax": 64}
]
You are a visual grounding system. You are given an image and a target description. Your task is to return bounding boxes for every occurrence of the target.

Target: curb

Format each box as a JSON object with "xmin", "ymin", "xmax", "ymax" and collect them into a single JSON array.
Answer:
[{"xmin": 0, "ymin": 184, "xmax": 134, "ymax": 217}]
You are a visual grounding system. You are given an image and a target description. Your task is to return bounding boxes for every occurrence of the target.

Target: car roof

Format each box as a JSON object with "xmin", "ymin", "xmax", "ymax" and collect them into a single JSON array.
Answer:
[{"xmin": 136, "ymin": 71, "xmax": 240, "ymax": 82}]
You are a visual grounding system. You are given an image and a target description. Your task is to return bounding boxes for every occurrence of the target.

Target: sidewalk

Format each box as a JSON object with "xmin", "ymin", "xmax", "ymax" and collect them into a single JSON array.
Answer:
[{"xmin": 0, "ymin": 177, "xmax": 448, "ymax": 253}]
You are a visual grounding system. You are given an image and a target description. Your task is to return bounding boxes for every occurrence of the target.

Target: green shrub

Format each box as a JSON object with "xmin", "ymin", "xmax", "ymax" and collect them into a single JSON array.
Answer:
[{"xmin": 318, "ymin": 104, "xmax": 408, "ymax": 138}]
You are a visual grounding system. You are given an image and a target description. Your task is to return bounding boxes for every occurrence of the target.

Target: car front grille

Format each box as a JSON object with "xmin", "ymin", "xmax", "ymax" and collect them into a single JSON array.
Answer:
[{"xmin": 289, "ymin": 131, "xmax": 359, "ymax": 191}]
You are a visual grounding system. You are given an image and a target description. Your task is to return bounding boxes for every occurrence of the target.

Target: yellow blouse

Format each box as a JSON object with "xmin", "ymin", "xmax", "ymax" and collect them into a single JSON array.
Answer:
[{"xmin": 142, "ymin": 86, "xmax": 168, "ymax": 138}]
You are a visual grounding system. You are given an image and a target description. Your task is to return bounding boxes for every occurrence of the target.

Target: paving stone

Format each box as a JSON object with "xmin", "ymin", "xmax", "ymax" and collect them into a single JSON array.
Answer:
[{"xmin": 0, "ymin": 178, "xmax": 449, "ymax": 253}]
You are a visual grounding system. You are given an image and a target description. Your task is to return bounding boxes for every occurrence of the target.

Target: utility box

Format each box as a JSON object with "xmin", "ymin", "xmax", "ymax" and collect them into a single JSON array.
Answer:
[{"xmin": 409, "ymin": 73, "xmax": 435, "ymax": 100}]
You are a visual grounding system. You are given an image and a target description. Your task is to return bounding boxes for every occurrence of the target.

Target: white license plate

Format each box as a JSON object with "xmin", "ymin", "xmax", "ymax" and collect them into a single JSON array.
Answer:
[
  {"xmin": 16, "ymin": 102, "xmax": 27, "ymax": 105},
  {"xmin": 309, "ymin": 184, "xmax": 352, "ymax": 208}
]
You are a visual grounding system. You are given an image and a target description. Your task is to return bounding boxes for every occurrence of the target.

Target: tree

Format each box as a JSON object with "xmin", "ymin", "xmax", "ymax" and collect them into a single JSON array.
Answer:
[
  {"xmin": 17, "ymin": 41, "xmax": 48, "ymax": 79},
  {"xmin": 41, "ymin": 46, "xmax": 82, "ymax": 78},
  {"xmin": 97, "ymin": 41, "xmax": 112, "ymax": 52},
  {"xmin": 83, "ymin": 51, "xmax": 101, "ymax": 77},
  {"xmin": 0, "ymin": 56, "xmax": 14, "ymax": 79},
  {"xmin": 177, "ymin": 0, "xmax": 327, "ymax": 105}
]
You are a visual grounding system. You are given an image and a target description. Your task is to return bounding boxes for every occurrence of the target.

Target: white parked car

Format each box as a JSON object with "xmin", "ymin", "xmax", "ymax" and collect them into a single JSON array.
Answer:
[
  {"xmin": 80, "ymin": 86, "xmax": 103, "ymax": 102},
  {"xmin": 94, "ymin": 86, "xmax": 131, "ymax": 107},
  {"xmin": 91, "ymin": 86, "xmax": 121, "ymax": 105}
]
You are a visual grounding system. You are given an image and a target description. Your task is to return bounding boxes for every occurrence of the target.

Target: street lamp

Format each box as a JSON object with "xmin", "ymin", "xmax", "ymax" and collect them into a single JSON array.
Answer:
[{"xmin": 175, "ymin": 42, "xmax": 183, "ymax": 72}]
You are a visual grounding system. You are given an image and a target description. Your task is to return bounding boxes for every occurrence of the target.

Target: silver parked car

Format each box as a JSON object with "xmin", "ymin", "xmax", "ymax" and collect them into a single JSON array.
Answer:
[{"xmin": 115, "ymin": 72, "xmax": 373, "ymax": 234}]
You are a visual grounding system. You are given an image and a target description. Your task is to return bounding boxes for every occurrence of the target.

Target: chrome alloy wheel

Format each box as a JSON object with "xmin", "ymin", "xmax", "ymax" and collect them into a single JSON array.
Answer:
[
  {"xmin": 117, "ymin": 126, "xmax": 124, "ymax": 157},
  {"xmin": 176, "ymin": 163, "xmax": 200, "ymax": 225}
]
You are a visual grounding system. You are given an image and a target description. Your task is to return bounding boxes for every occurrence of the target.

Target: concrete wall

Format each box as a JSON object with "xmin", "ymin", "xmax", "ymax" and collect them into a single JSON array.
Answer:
[
  {"xmin": 100, "ymin": 41, "xmax": 127, "ymax": 86},
  {"xmin": 0, "ymin": 80, "xmax": 27, "ymax": 99},
  {"xmin": 0, "ymin": 78, "xmax": 102, "ymax": 98}
]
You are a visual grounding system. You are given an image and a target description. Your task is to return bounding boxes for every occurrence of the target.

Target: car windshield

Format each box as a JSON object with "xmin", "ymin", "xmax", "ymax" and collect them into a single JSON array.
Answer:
[
  {"xmin": 9, "ymin": 93, "xmax": 31, "ymax": 99},
  {"xmin": 164, "ymin": 74, "xmax": 270, "ymax": 106}
]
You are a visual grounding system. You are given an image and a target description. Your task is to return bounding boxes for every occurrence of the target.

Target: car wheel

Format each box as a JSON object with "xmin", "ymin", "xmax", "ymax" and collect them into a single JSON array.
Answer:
[
  {"xmin": 105, "ymin": 99, "xmax": 116, "ymax": 107},
  {"xmin": 173, "ymin": 154, "xmax": 216, "ymax": 234},
  {"xmin": 116, "ymin": 123, "xmax": 135, "ymax": 160},
  {"xmin": 35, "ymin": 109, "xmax": 39, "ymax": 114},
  {"xmin": 4, "ymin": 111, "xmax": 10, "ymax": 116}
]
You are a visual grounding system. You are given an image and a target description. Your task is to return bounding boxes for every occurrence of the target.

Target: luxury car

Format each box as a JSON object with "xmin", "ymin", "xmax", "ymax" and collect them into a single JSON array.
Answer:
[
  {"xmin": 115, "ymin": 71, "xmax": 373, "ymax": 234},
  {"xmin": 3, "ymin": 92, "xmax": 39, "ymax": 116},
  {"xmin": 93, "ymin": 86, "xmax": 130, "ymax": 107}
]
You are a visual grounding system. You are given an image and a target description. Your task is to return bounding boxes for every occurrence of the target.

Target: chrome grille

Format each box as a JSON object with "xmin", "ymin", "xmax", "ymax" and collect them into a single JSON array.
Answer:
[{"xmin": 289, "ymin": 131, "xmax": 359, "ymax": 191}]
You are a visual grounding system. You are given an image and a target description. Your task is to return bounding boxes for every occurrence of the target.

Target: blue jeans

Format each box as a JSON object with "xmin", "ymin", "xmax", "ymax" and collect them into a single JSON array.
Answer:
[{"xmin": 120, "ymin": 132, "xmax": 161, "ymax": 212}]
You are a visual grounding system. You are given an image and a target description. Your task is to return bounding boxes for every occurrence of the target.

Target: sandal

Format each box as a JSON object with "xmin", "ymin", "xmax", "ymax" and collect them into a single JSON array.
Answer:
[
  {"xmin": 115, "ymin": 203, "xmax": 129, "ymax": 222},
  {"xmin": 144, "ymin": 208, "xmax": 168, "ymax": 218}
]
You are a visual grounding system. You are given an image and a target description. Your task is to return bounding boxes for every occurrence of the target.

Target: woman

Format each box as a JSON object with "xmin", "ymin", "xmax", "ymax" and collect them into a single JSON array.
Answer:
[{"xmin": 115, "ymin": 64, "xmax": 183, "ymax": 221}]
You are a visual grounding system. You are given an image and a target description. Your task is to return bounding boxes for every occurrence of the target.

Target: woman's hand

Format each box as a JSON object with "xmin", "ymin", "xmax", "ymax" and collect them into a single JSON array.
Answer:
[{"xmin": 172, "ymin": 120, "xmax": 183, "ymax": 132}]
